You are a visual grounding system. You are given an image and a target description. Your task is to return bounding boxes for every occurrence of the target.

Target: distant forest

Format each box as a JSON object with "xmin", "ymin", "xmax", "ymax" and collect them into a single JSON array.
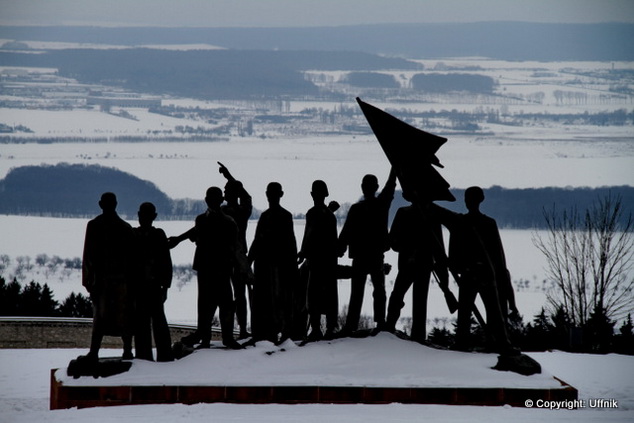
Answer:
[
  {"xmin": 412, "ymin": 186, "xmax": 634, "ymax": 229},
  {"xmin": 0, "ymin": 163, "xmax": 175, "ymax": 219},
  {"xmin": 0, "ymin": 163, "xmax": 631, "ymax": 229},
  {"xmin": 0, "ymin": 49, "xmax": 418, "ymax": 100},
  {"xmin": 1, "ymin": 22, "xmax": 633, "ymax": 60}
]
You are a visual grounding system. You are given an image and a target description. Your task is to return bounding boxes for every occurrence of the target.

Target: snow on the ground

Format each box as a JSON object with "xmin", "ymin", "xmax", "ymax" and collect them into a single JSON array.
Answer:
[
  {"xmin": 55, "ymin": 333, "xmax": 561, "ymax": 389},
  {"xmin": 1, "ymin": 335, "xmax": 633, "ymax": 422}
]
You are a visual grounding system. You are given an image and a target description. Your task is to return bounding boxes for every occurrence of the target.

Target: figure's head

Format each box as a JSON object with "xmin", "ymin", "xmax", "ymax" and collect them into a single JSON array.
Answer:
[
  {"xmin": 224, "ymin": 180, "xmax": 243, "ymax": 203},
  {"xmin": 464, "ymin": 186, "xmax": 485, "ymax": 212},
  {"xmin": 205, "ymin": 186, "xmax": 224, "ymax": 209},
  {"xmin": 361, "ymin": 174, "xmax": 379, "ymax": 198},
  {"xmin": 311, "ymin": 180, "xmax": 329, "ymax": 202},
  {"xmin": 98, "ymin": 192, "xmax": 117, "ymax": 212},
  {"xmin": 138, "ymin": 202, "xmax": 157, "ymax": 226},
  {"xmin": 266, "ymin": 182, "xmax": 284, "ymax": 203}
]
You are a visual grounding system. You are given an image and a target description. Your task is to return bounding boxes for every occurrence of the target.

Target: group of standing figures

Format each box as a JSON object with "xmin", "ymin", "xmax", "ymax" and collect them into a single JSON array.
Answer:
[{"xmin": 82, "ymin": 162, "xmax": 521, "ymax": 362}]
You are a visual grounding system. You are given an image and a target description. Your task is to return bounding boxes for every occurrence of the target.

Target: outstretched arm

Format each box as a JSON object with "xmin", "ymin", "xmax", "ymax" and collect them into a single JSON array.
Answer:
[
  {"xmin": 429, "ymin": 203, "xmax": 458, "ymax": 231},
  {"xmin": 167, "ymin": 227, "xmax": 195, "ymax": 249},
  {"xmin": 219, "ymin": 161, "xmax": 252, "ymax": 210},
  {"xmin": 218, "ymin": 161, "xmax": 236, "ymax": 182}
]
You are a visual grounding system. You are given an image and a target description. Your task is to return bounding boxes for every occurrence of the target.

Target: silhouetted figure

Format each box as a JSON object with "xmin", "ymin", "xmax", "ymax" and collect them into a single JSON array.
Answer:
[
  {"xmin": 82, "ymin": 192, "xmax": 135, "ymax": 360},
  {"xmin": 434, "ymin": 186, "xmax": 518, "ymax": 355},
  {"xmin": 385, "ymin": 193, "xmax": 449, "ymax": 342},
  {"xmin": 294, "ymin": 200, "xmax": 344, "ymax": 341},
  {"xmin": 219, "ymin": 162, "xmax": 253, "ymax": 340},
  {"xmin": 339, "ymin": 169, "xmax": 397, "ymax": 334},
  {"xmin": 133, "ymin": 202, "xmax": 174, "ymax": 362},
  {"xmin": 169, "ymin": 187, "xmax": 242, "ymax": 349},
  {"xmin": 299, "ymin": 180, "xmax": 339, "ymax": 342},
  {"xmin": 248, "ymin": 182, "xmax": 298, "ymax": 343}
]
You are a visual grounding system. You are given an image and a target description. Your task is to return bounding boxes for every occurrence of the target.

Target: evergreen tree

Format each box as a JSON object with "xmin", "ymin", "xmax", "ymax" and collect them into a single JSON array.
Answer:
[
  {"xmin": 428, "ymin": 326, "xmax": 454, "ymax": 348},
  {"xmin": 585, "ymin": 304, "xmax": 615, "ymax": 353},
  {"xmin": 58, "ymin": 292, "xmax": 93, "ymax": 318},
  {"xmin": 17, "ymin": 281, "xmax": 42, "ymax": 316},
  {"xmin": 524, "ymin": 307, "xmax": 555, "ymax": 351},
  {"xmin": 620, "ymin": 314, "xmax": 633, "ymax": 337},
  {"xmin": 17, "ymin": 281, "xmax": 59, "ymax": 316},
  {"xmin": 0, "ymin": 276, "xmax": 21, "ymax": 315},
  {"xmin": 551, "ymin": 305, "xmax": 574, "ymax": 351},
  {"xmin": 452, "ymin": 317, "xmax": 487, "ymax": 350},
  {"xmin": 39, "ymin": 284, "xmax": 59, "ymax": 316},
  {"xmin": 614, "ymin": 314, "xmax": 633, "ymax": 354}
]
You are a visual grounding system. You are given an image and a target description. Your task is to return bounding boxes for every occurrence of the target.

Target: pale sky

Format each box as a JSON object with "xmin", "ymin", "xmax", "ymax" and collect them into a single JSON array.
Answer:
[{"xmin": 1, "ymin": 0, "xmax": 633, "ymax": 27}]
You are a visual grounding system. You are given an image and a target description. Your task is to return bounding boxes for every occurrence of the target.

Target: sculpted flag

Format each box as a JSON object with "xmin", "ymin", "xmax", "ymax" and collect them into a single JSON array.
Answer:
[
  {"xmin": 357, "ymin": 97, "xmax": 460, "ymax": 314},
  {"xmin": 356, "ymin": 97, "xmax": 455, "ymax": 203}
]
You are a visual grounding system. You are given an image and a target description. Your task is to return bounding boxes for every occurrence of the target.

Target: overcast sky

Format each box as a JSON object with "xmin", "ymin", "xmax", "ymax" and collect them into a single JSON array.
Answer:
[{"xmin": 1, "ymin": 0, "xmax": 633, "ymax": 27}]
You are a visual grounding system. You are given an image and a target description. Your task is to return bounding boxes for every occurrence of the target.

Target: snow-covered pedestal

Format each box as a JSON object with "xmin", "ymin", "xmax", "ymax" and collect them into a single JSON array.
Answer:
[{"xmin": 50, "ymin": 333, "xmax": 577, "ymax": 409}]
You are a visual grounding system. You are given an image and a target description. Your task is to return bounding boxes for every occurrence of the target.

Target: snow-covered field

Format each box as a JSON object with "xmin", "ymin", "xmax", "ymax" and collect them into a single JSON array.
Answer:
[{"xmin": 1, "ymin": 337, "xmax": 633, "ymax": 422}]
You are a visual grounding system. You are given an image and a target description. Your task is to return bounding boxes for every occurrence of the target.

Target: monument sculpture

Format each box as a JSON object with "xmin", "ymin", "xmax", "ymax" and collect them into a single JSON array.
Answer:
[
  {"xmin": 385, "ymin": 191, "xmax": 450, "ymax": 343},
  {"xmin": 68, "ymin": 192, "xmax": 136, "ymax": 377},
  {"xmin": 218, "ymin": 162, "xmax": 254, "ymax": 340},
  {"xmin": 338, "ymin": 169, "xmax": 396, "ymax": 335},
  {"xmin": 298, "ymin": 180, "xmax": 340, "ymax": 342},
  {"xmin": 356, "ymin": 97, "xmax": 540, "ymax": 374},
  {"xmin": 169, "ymin": 187, "xmax": 243, "ymax": 350},
  {"xmin": 248, "ymin": 182, "xmax": 298, "ymax": 344},
  {"xmin": 133, "ymin": 202, "xmax": 174, "ymax": 362},
  {"xmin": 64, "ymin": 99, "xmax": 540, "ymax": 382}
]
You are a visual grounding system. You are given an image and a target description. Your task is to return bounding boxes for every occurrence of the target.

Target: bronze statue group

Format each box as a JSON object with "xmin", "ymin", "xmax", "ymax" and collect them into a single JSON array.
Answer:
[{"xmin": 80, "ymin": 162, "xmax": 521, "ymax": 363}]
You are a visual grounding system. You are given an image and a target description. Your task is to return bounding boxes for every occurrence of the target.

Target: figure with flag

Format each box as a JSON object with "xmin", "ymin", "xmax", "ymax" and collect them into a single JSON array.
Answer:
[
  {"xmin": 357, "ymin": 98, "xmax": 524, "ymax": 362},
  {"xmin": 355, "ymin": 97, "xmax": 458, "ymax": 319},
  {"xmin": 385, "ymin": 190, "xmax": 450, "ymax": 343},
  {"xmin": 338, "ymin": 168, "xmax": 397, "ymax": 335}
]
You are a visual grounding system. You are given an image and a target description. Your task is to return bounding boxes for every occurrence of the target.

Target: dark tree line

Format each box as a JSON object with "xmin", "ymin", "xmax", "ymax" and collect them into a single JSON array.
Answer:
[
  {"xmin": 0, "ymin": 49, "xmax": 417, "ymax": 101},
  {"xmin": 0, "ymin": 275, "xmax": 92, "ymax": 318},
  {"xmin": 1, "ymin": 163, "xmax": 632, "ymax": 228},
  {"xmin": 388, "ymin": 108, "xmax": 634, "ymax": 127},
  {"xmin": 0, "ymin": 163, "xmax": 172, "ymax": 219},
  {"xmin": 424, "ymin": 307, "xmax": 633, "ymax": 355},
  {"xmin": 413, "ymin": 186, "xmax": 634, "ymax": 229}
]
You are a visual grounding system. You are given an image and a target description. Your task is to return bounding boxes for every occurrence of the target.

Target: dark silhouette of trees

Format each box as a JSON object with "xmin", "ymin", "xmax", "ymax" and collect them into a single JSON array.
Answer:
[
  {"xmin": 0, "ymin": 275, "xmax": 92, "ymax": 318},
  {"xmin": 0, "ymin": 163, "xmax": 172, "ymax": 219},
  {"xmin": 19, "ymin": 281, "xmax": 58, "ymax": 316},
  {"xmin": 0, "ymin": 48, "xmax": 416, "ymax": 100},
  {"xmin": 58, "ymin": 292, "xmax": 93, "ymax": 318},
  {"xmin": 0, "ymin": 276, "xmax": 21, "ymax": 315},
  {"xmin": 532, "ymin": 194, "xmax": 634, "ymax": 327},
  {"xmin": 614, "ymin": 314, "xmax": 634, "ymax": 354},
  {"xmin": 585, "ymin": 304, "xmax": 615, "ymax": 353}
]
